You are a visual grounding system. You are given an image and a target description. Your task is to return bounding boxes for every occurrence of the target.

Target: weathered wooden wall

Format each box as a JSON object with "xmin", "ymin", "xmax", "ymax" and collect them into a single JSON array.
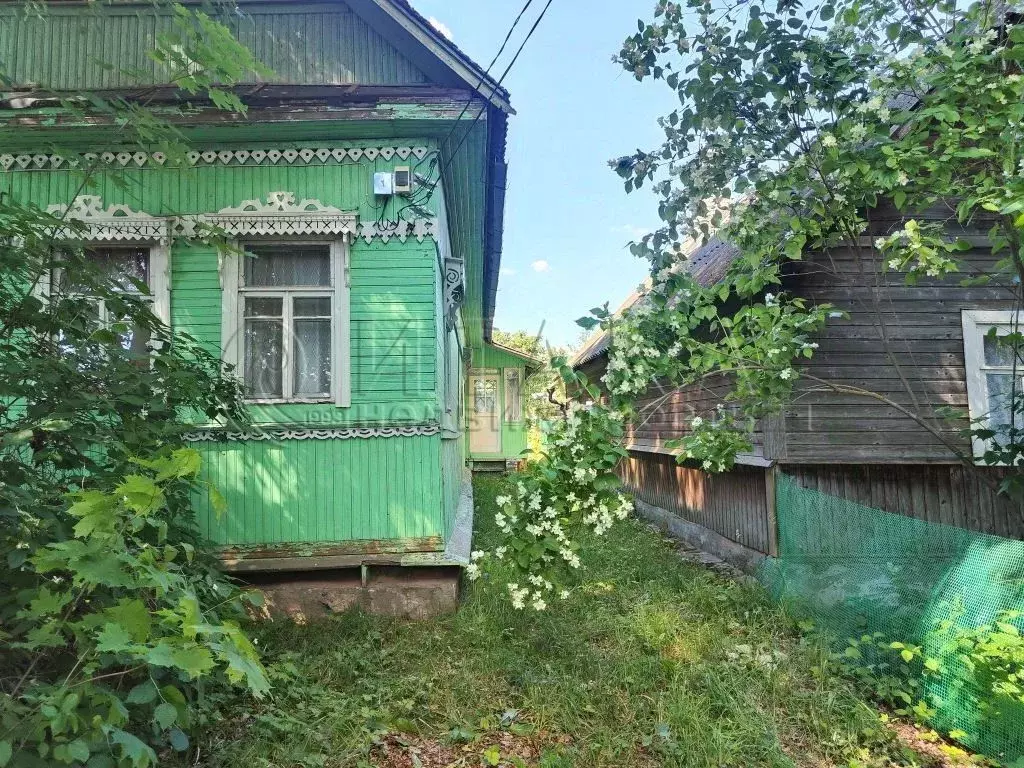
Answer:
[
  {"xmin": 783, "ymin": 464, "xmax": 1024, "ymax": 540},
  {"xmin": 781, "ymin": 241, "xmax": 1015, "ymax": 463},
  {"xmin": 0, "ymin": 1, "xmax": 428, "ymax": 90},
  {"xmin": 618, "ymin": 451, "xmax": 774, "ymax": 554}
]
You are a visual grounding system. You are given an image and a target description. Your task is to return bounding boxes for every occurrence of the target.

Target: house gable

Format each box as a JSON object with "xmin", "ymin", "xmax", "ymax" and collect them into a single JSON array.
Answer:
[{"xmin": 0, "ymin": 1, "xmax": 432, "ymax": 91}]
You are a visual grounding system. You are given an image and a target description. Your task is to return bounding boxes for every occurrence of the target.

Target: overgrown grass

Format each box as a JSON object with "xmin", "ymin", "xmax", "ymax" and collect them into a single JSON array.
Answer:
[{"xmin": 193, "ymin": 475, "xmax": 918, "ymax": 767}]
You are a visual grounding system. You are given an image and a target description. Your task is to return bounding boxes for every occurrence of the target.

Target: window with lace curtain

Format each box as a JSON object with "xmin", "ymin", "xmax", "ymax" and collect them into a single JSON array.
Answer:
[{"xmin": 223, "ymin": 241, "xmax": 351, "ymax": 406}]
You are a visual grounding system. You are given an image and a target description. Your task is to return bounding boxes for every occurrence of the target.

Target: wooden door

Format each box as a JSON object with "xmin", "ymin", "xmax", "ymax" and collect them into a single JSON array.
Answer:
[{"xmin": 468, "ymin": 372, "xmax": 501, "ymax": 454}]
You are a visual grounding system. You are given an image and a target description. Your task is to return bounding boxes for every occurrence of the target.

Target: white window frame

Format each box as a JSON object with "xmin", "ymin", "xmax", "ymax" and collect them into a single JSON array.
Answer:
[
  {"xmin": 47, "ymin": 243, "xmax": 170, "ymax": 325},
  {"xmin": 221, "ymin": 239, "xmax": 351, "ymax": 407},
  {"xmin": 504, "ymin": 367, "xmax": 523, "ymax": 423},
  {"xmin": 962, "ymin": 309, "xmax": 1024, "ymax": 460}
]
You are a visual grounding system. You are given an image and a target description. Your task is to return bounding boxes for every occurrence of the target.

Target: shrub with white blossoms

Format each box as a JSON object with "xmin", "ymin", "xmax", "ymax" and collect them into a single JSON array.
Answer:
[{"xmin": 470, "ymin": 382, "xmax": 632, "ymax": 611}]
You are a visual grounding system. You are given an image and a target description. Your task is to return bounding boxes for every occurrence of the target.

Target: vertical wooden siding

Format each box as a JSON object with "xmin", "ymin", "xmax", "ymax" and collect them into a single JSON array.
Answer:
[
  {"xmin": 619, "ymin": 451, "xmax": 773, "ymax": 554},
  {"xmin": 441, "ymin": 436, "xmax": 464, "ymax": 539},
  {"xmin": 2, "ymin": 155, "xmax": 441, "ymax": 426},
  {"xmin": 783, "ymin": 464, "xmax": 1024, "ymax": 540},
  {"xmin": 0, "ymin": 1, "xmax": 429, "ymax": 90},
  {"xmin": 194, "ymin": 434, "xmax": 444, "ymax": 547}
]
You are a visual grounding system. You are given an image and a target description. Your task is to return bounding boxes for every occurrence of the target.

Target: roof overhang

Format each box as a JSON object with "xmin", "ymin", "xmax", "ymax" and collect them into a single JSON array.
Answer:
[{"xmin": 348, "ymin": 0, "xmax": 514, "ymax": 114}]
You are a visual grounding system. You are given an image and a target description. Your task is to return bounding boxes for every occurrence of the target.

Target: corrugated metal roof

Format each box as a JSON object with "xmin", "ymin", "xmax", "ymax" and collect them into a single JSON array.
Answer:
[{"xmin": 570, "ymin": 235, "xmax": 741, "ymax": 368}]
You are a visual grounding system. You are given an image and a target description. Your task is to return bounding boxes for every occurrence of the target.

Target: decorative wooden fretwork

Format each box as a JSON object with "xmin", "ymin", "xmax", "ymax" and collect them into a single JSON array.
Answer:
[
  {"xmin": 45, "ymin": 195, "xmax": 170, "ymax": 243},
  {"xmin": 1, "ymin": 145, "xmax": 431, "ymax": 172},
  {"xmin": 358, "ymin": 218, "xmax": 438, "ymax": 244},
  {"xmin": 183, "ymin": 424, "xmax": 441, "ymax": 442},
  {"xmin": 196, "ymin": 192, "xmax": 359, "ymax": 239},
  {"xmin": 43, "ymin": 193, "xmax": 438, "ymax": 244},
  {"xmin": 443, "ymin": 256, "xmax": 465, "ymax": 329}
]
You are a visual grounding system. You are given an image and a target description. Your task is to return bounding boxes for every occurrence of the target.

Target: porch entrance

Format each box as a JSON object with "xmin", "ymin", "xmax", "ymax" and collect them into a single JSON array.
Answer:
[{"xmin": 468, "ymin": 371, "xmax": 500, "ymax": 454}]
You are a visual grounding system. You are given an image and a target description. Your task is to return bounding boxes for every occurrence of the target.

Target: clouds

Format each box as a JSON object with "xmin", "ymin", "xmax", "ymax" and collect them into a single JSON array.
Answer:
[
  {"xmin": 531, "ymin": 259, "xmax": 550, "ymax": 273},
  {"xmin": 428, "ymin": 16, "xmax": 453, "ymax": 39}
]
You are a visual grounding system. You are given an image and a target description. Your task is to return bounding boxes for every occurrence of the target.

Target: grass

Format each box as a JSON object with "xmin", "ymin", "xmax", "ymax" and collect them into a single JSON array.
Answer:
[{"xmin": 193, "ymin": 475, "xmax": 920, "ymax": 768}]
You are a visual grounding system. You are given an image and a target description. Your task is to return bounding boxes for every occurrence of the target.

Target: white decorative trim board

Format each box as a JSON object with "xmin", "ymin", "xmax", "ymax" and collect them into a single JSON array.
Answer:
[
  {"xmin": 199, "ymin": 192, "xmax": 359, "ymax": 239},
  {"xmin": 1, "ymin": 145, "xmax": 431, "ymax": 172},
  {"xmin": 45, "ymin": 195, "xmax": 170, "ymax": 243},
  {"xmin": 48, "ymin": 193, "xmax": 437, "ymax": 244},
  {"xmin": 184, "ymin": 424, "xmax": 441, "ymax": 442}
]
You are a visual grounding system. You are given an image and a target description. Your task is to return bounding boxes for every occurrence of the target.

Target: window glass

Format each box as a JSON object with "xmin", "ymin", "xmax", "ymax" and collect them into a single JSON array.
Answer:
[
  {"xmin": 983, "ymin": 333, "xmax": 1021, "ymax": 367},
  {"xmin": 243, "ymin": 245, "xmax": 330, "ymax": 287},
  {"xmin": 238, "ymin": 246, "xmax": 335, "ymax": 401},
  {"xmin": 294, "ymin": 318, "xmax": 331, "ymax": 396},
  {"xmin": 244, "ymin": 318, "xmax": 284, "ymax": 398},
  {"xmin": 505, "ymin": 369, "xmax": 522, "ymax": 422},
  {"xmin": 474, "ymin": 379, "xmax": 497, "ymax": 413}
]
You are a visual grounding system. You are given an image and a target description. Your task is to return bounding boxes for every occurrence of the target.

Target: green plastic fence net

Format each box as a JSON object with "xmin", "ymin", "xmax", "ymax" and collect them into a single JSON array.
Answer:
[{"xmin": 758, "ymin": 475, "xmax": 1024, "ymax": 763}]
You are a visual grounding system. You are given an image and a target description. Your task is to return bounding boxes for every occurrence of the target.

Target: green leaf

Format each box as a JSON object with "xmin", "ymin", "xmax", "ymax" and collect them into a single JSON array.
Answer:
[
  {"xmin": 154, "ymin": 702, "xmax": 177, "ymax": 730},
  {"xmin": 900, "ymin": 649, "xmax": 914, "ymax": 663},
  {"xmin": 209, "ymin": 483, "xmax": 227, "ymax": 520},
  {"xmin": 66, "ymin": 739, "xmax": 90, "ymax": 763},
  {"xmin": 115, "ymin": 475, "xmax": 166, "ymax": 516},
  {"xmin": 126, "ymin": 681, "xmax": 159, "ymax": 705},
  {"xmin": 168, "ymin": 728, "xmax": 189, "ymax": 752},
  {"xmin": 483, "ymin": 746, "xmax": 501, "ymax": 766},
  {"xmin": 95, "ymin": 622, "xmax": 135, "ymax": 654},
  {"xmin": 111, "ymin": 730, "xmax": 156, "ymax": 768},
  {"xmin": 0, "ymin": 741, "xmax": 11, "ymax": 767},
  {"xmin": 105, "ymin": 599, "xmax": 152, "ymax": 643}
]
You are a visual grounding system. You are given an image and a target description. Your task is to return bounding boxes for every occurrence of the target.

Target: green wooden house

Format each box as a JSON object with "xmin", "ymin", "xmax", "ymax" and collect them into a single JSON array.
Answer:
[{"xmin": 0, "ymin": 0, "xmax": 531, "ymax": 572}]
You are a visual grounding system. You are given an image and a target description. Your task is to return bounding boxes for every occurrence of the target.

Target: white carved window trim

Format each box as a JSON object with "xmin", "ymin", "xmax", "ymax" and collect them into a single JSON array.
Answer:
[
  {"xmin": 221, "ymin": 239, "xmax": 351, "ymax": 408},
  {"xmin": 42, "ymin": 196, "xmax": 171, "ymax": 325},
  {"xmin": 504, "ymin": 368, "xmax": 523, "ymax": 423},
  {"xmin": 962, "ymin": 309, "xmax": 1024, "ymax": 461},
  {"xmin": 214, "ymin": 192, "xmax": 357, "ymax": 408}
]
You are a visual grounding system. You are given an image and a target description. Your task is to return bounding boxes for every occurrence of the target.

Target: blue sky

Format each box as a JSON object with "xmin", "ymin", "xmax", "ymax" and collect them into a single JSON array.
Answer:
[{"xmin": 412, "ymin": 0, "xmax": 676, "ymax": 348}]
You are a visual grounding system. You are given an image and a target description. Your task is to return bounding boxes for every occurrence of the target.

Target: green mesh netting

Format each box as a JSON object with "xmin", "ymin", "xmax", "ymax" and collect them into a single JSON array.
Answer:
[{"xmin": 758, "ymin": 475, "xmax": 1024, "ymax": 762}]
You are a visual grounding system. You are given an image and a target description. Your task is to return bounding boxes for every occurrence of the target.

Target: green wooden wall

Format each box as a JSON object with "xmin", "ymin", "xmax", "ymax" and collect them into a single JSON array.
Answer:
[
  {"xmin": 195, "ymin": 434, "xmax": 444, "ymax": 547},
  {"xmin": 0, "ymin": 1, "xmax": 428, "ymax": 90},
  {"xmin": 0, "ymin": 142, "xmax": 467, "ymax": 552},
  {"xmin": 468, "ymin": 344, "xmax": 529, "ymax": 461}
]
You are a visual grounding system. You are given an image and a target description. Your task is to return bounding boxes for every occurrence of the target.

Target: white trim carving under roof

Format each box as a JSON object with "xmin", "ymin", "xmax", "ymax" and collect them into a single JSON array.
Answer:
[
  {"xmin": 47, "ymin": 194, "xmax": 438, "ymax": 244},
  {"xmin": 199, "ymin": 192, "xmax": 359, "ymax": 239},
  {"xmin": 45, "ymin": 195, "xmax": 170, "ymax": 243},
  {"xmin": 183, "ymin": 424, "xmax": 440, "ymax": 442},
  {"xmin": 1, "ymin": 145, "xmax": 431, "ymax": 172}
]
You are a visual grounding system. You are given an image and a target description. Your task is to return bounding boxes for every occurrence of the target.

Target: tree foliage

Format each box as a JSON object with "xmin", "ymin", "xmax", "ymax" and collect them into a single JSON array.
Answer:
[
  {"xmin": 0, "ymin": 3, "xmax": 271, "ymax": 765},
  {"xmin": 484, "ymin": 0, "xmax": 1024, "ymax": 605}
]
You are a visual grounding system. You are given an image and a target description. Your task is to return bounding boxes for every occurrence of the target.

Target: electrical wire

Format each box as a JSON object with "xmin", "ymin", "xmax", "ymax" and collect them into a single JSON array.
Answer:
[
  {"xmin": 370, "ymin": 0, "xmax": 537, "ymax": 231},
  {"xmin": 392, "ymin": 0, "xmax": 557, "ymax": 226}
]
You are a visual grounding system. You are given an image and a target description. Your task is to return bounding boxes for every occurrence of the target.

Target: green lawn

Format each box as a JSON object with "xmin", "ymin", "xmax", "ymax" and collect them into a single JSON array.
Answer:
[{"xmin": 194, "ymin": 475, "xmax": 921, "ymax": 768}]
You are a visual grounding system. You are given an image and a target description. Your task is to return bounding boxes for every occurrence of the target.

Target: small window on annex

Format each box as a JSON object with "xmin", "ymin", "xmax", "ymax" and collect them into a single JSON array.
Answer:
[
  {"xmin": 226, "ymin": 242, "xmax": 350, "ymax": 406},
  {"xmin": 962, "ymin": 309, "xmax": 1024, "ymax": 457},
  {"xmin": 504, "ymin": 368, "xmax": 522, "ymax": 422}
]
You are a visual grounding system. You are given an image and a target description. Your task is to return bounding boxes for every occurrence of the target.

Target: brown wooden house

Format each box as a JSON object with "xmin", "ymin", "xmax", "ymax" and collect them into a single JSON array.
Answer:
[{"xmin": 572, "ymin": 204, "xmax": 1024, "ymax": 566}]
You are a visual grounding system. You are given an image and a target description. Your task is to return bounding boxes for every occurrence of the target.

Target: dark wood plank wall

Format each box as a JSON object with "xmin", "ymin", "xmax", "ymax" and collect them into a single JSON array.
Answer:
[
  {"xmin": 784, "ymin": 464, "xmax": 1024, "ymax": 540},
  {"xmin": 576, "ymin": 355, "xmax": 766, "ymax": 458},
  {"xmin": 782, "ymin": 218, "xmax": 1015, "ymax": 463},
  {"xmin": 618, "ymin": 450, "xmax": 774, "ymax": 554}
]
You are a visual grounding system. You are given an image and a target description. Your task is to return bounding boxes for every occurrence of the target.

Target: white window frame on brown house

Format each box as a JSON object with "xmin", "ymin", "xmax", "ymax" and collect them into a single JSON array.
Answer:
[{"xmin": 961, "ymin": 309, "xmax": 1024, "ymax": 460}]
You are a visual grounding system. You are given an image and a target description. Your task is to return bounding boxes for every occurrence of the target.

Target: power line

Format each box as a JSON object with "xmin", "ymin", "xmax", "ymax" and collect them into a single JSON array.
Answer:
[{"xmin": 401, "ymin": 0, "xmax": 557, "ymax": 218}]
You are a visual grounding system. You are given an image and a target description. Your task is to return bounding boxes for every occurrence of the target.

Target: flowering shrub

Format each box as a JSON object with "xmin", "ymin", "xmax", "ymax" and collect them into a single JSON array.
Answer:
[
  {"xmin": 469, "ymin": 373, "xmax": 632, "ymax": 608},
  {"xmin": 484, "ymin": 2, "xmax": 1024, "ymax": 609}
]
